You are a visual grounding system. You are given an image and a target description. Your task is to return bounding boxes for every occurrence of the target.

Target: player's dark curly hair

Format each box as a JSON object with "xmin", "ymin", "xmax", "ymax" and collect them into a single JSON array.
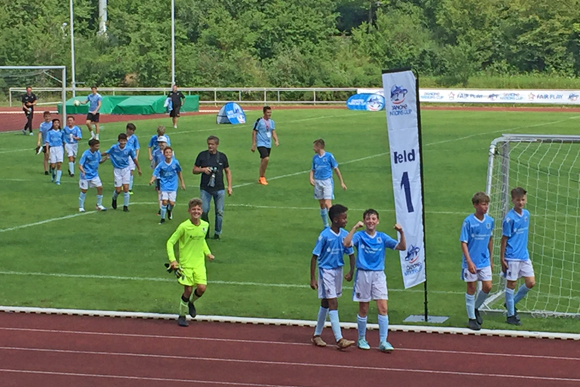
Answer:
[{"xmin": 329, "ymin": 204, "xmax": 348, "ymax": 223}]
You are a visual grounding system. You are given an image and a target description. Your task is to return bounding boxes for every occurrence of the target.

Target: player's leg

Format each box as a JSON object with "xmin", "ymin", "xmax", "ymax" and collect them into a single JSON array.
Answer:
[
  {"xmin": 463, "ymin": 269, "xmax": 479, "ymax": 330},
  {"xmin": 257, "ymin": 147, "xmax": 270, "ymax": 184},
  {"xmin": 122, "ymin": 183, "xmax": 130, "ymax": 211},
  {"xmin": 160, "ymin": 196, "xmax": 168, "ymax": 224},
  {"xmin": 514, "ymin": 260, "xmax": 535, "ymax": 305},
  {"xmin": 166, "ymin": 192, "xmax": 176, "ymax": 220},
  {"xmin": 188, "ymin": 268, "xmax": 208, "ymax": 318},
  {"xmin": 356, "ymin": 302, "xmax": 370, "ymax": 349},
  {"xmin": 112, "ymin": 168, "xmax": 122, "ymax": 209},
  {"xmin": 55, "ymin": 147, "xmax": 63, "ymax": 185},
  {"xmin": 94, "ymin": 122, "xmax": 100, "ymax": 139},
  {"xmin": 328, "ymin": 268, "xmax": 353, "ymax": 348},
  {"xmin": 473, "ymin": 267, "xmax": 492, "ymax": 326},
  {"xmin": 172, "ymin": 115, "xmax": 177, "ymax": 129},
  {"xmin": 353, "ymin": 269, "xmax": 371, "ymax": 349},
  {"xmin": 178, "ymin": 284, "xmax": 194, "ymax": 327},
  {"xmin": 43, "ymin": 147, "xmax": 49, "ymax": 175},
  {"xmin": 27, "ymin": 110, "xmax": 34, "ymax": 134},
  {"xmin": 213, "ymin": 190, "xmax": 225, "ymax": 239},
  {"xmin": 376, "ymin": 299, "xmax": 393, "ymax": 352},
  {"xmin": 95, "ymin": 180, "xmax": 106, "ymax": 211},
  {"xmin": 78, "ymin": 179, "xmax": 88, "ymax": 212},
  {"xmin": 200, "ymin": 189, "xmax": 211, "ymax": 238},
  {"xmin": 128, "ymin": 157, "xmax": 135, "ymax": 194},
  {"xmin": 86, "ymin": 116, "xmax": 94, "ymax": 139},
  {"xmin": 67, "ymin": 145, "xmax": 76, "ymax": 177},
  {"xmin": 312, "ymin": 294, "xmax": 329, "ymax": 347}
]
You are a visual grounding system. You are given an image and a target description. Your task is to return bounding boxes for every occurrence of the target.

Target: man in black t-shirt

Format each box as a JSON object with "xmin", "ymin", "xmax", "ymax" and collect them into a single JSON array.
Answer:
[
  {"xmin": 168, "ymin": 84, "xmax": 185, "ymax": 129},
  {"xmin": 21, "ymin": 86, "xmax": 37, "ymax": 135},
  {"xmin": 193, "ymin": 135, "xmax": 232, "ymax": 239}
]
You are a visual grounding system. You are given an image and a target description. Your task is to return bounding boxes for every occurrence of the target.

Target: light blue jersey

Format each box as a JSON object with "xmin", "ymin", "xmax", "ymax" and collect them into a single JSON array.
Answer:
[
  {"xmin": 39, "ymin": 121, "xmax": 52, "ymax": 144},
  {"xmin": 153, "ymin": 158, "xmax": 182, "ymax": 191},
  {"xmin": 127, "ymin": 134, "xmax": 140, "ymax": 151},
  {"xmin": 460, "ymin": 214, "xmax": 495, "ymax": 269},
  {"xmin": 502, "ymin": 209, "xmax": 530, "ymax": 261},
  {"xmin": 253, "ymin": 117, "xmax": 275, "ymax": 148},
  {"xmin": 351, "ymin": 231, "xmax": 398, "ymax": 271},
  {"xmin": 63, "ymin": 125, "xmax": 82, "ymax": 144},
  {"xmin": 79, "ymin": 149, "xmax": 101, "ymax": 180},
  {"xmin": 312, "ymin": 151, "xmax": 338, "ymax": 180},
  {"xmin": 45, "ymin": 129, "xmax": 64, "ymax": 147},
  {"xmin": 148, "ymin": 134, "xmax": 171, "ymax": 154},
  {"xmin": 105, "ymin": 143, "xmax": 135, "ymax": 169},
  {"xmin": 87, "ymin": 93, "xmax": 102, "ymax": 112},
  {"xmin": 312, "ymin": 228, "xmax": 354, "ymax": 269}
]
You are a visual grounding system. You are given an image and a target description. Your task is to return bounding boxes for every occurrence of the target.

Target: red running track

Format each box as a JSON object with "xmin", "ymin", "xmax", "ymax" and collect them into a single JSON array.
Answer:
[{"xmin": 1, "ymin": 312, "xmax": 579, "ymax": 387}]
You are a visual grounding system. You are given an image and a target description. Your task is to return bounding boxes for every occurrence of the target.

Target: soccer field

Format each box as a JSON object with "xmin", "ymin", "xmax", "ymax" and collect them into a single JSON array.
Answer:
[{"xmin": 1, "ymin": 108, "xmax": 580, "ymax": 333}]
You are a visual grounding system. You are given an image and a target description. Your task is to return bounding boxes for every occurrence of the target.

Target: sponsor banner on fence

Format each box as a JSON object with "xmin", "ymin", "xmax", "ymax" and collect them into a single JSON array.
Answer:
[
  {"xmin": 382, "ymin": 70, "xmax": 426, "ymax": 289},
  {"xmin": 358, "ymin": 88, "xmax": 580, "ymax": 105},
  {"xmin": 346, "ymin": 93, "xmax": 385, "ymax": 111}
]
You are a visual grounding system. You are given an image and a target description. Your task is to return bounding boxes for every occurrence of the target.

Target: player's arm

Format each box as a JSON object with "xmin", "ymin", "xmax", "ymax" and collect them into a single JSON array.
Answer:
[
  {"xmin": 309, "ymin": 169, "xmax": 315, "ymax": 186},
  {"xmin": 499, "ymin": 235, "xmax": 508, "ymax": 273},
  {"xmin": 166, "ymin": 225, "xmax": 184, "ymax": 267},
  {"xmin": 203, "ymin": 239, "xmax": 214, "ymax": 261},
  {"xmin": 272, "ymin": 129, "xmax": 279, "ymax": 146},
  {"xmin": 224, "ymin": 166, "xmax": 232, "ymax": 195},
  {"xmin": 344, "ymin": 253, "xmax": 355, "ymax": 282},
  {"xmin": 333, "ymin": 167, "xmax": 347, "ymax": 190},
  {"xmin": 461, "ymin": 242, "xmax": 476, "ymax": 274},
  {"xmin": 488, "ymin": 236, "xmax": 494, "ymax": 273},
  {"xmin": 149, "ymin": 174, "xmax": 158, "ymax": 185},
  {"xmin": 94, "ymin": 99, "xmax": 102, "ymax": 114},
  {"xmin": 251, "ymin": 129, "xmax": 257, "ymax": 152},
  {"xmin": 344, "ymin": 221, "xmax": 364, "ymax": 247},
  {"xmin": 36, "ymin": 131, "xmax": 42, "ymax": 147},
  {"xmin": 394, "ymin": 224, "xmax": 406, "ymax": 251},
  {"xmin": 177, "ymin": 171, "xmax": 186, "ymax": 190},
  {"xmin": 132, "ymin": 153, "xmax": 142, "ymax": 176},
  {"xmin": 148, "ymin": 145, "xmax": 153, "ymax": 161},
  {"xmin": 310, "ymin": 254, "xmax": 319, "ymax": 290}
]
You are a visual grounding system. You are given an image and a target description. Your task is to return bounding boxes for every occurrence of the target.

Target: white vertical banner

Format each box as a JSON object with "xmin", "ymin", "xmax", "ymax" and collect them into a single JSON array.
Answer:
[{"xmin": 382, "ymin": 69, "xmax": 426, "ymax": 289}]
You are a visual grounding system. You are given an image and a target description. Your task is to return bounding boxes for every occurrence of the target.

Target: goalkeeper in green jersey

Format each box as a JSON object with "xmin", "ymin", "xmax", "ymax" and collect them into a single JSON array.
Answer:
[{"xmin": 167, "ymin": 198, "xmax": 215, "ymax": 327}]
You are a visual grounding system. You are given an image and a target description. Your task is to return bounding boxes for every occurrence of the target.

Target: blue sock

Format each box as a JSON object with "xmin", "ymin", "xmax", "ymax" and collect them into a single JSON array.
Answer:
[
  {"xmin": 79, "ymin": 192, "xmax": 86, "ymax": 209},
  {"xmin": 160, "ymin": 205, "xmax": 167, "ymax": 220},
  {"xmin": 56, "ymin": 170, "xmax": 62, "ymax": 183},
  {"xmin": 505, "ymin": 287, "xmax": 515, "ymax": 316},
  {"xmin": 320, "ymin": 208, "xmax": 329, "ymax": 227},
  {"xmin": 378, "ymin": 314, "xmax": 389, "ymax": 343},
  {"xmin": 129, "ymin": 174, "xmax": 134, "ymax": 190},
  {"xmin": 123, "ymin": 192, "xmax": 130, "ymax": 207},
  {"xmin": 313, "ymin": 306, "xmax": 328, "ymax": 336},
  {"xmin": 465, "ymin": 293, "xmax": 475, "ymax": 320},
  {"xmin": 357, "ymin": 314, "xmax": 367, "ymax": 339},
  {"xmin": 69, "ymin": 161, "xmax": 74, "ymax": 175},
  {"xmin": 514, "ymin": 284, "xmax": 531, "ymax": 304},
  {"xmin": 328, "ymin": 310, "xmax": 342, "ymax": 341},
  {"xmin": 474, "ymin": 290, "xmax": 489, "ymax": 309},
  {"xmin": 96, "ymin": 195, "xmax": 103, "ymax": 206},
  {"xmin": 112, "ymin": 191, "xmax": 119, "ymax": 199}
]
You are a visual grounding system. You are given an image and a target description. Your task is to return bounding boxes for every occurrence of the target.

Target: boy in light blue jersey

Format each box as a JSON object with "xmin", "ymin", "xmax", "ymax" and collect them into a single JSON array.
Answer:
[
  {"xmin": 102, "ymin": 133, "xmax": 142, "ymax": 212},
  {"xmin": 148, "ymin": 126, "xmax": 171, "ymax": 168},
  {"xmin": 78, "ymin": 139, "xmax": 108, "ymax": 212},
  {"xmin": 149, "ymin": 147, "xmax": 186, "ymax": 224},
  {"xmin": 125, "ymin": 123, "xmax": 140, "ymax": 194},
  {"xmin": 344, "ymin": 209, "xmax": 406, "ymax": 352},
  {"xmin": 44, "ymin": 118, "xmax": 65, "ymax": 185},
  {"xmin": 80, "ymin": 85, "xmax": 102, "ymax": 140},
  {"xmin": 151, "ymin": 136, "xmax": 170, "ymax": 213},
  {"xmin": 501, "ymin": 187, "xmax": 535, "ymax": 326},
  {"xmin": 310, "ymin": 204, "xmax": 355, "ymax": 350},
  {"xmin": 36, "ymin": 111, "xmax": 52, "ymax": 175},
  {"xmin": 460, "ymin": 192, "xmax": 494, "ymax": 330},
  {"xmin": 309, "ymin": 139, "xmax": 347, "ymax": 228},
  {"xmin": 251, "ymin": 106, "xmax": 279, "ymax": 185},
  {"xmin": 63, "ymin": 116, "xmax": 83, "ymax": 177}
]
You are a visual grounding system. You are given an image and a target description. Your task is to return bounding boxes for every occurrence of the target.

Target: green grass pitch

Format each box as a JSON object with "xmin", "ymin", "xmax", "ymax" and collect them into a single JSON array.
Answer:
[{"xmin": 1, "ymin": 107, "xmax": 579, "ymax": 333}]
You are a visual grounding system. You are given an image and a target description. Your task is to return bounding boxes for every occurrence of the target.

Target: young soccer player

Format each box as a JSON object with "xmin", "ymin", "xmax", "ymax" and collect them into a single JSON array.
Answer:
[
  {"xmin": 149, "ymin": 147, "xmax": 186, "ymax": 224},
  {"xmin": 309, "ymin": 139, "xmax": 347, "ymax": 228},
  {"xmin": 148, "ymin": 126, "xmax": 171, "ymax": 168},
  {"xmin": 460, "ymin": 192, "xmax": 494, "ymax": 331},
  {"xmin": 310, "ymin": 204, "xmax": 355, "ymax": 350},
  {"xmin": 251, "ymin": 106, "xmax": 279, "ymax": 185},
  {"xmin": 126, "ymin": 123, "xmax": 140, "ymax": 194},
  {"xmin": 151, "ymin": 136, "xmax": 170, "ymax": 214},
  {"xmin": 62, "ymin": 116, "xmax": 83, "ymax": 177},
  {"xmin": 36, "ymin": 111, "xmax": 52, "ymax": 175},
  {"xmin": 501, "ymin": 187, "xmax": 535, "ymax": 325},
  {"xmin": 81, "ymin": 85, "xmax": 102, "ymax": 140},
  {"xmin": 166, "ymin": 198, "xmax": 215, "ymax": 327},
  {"xmin": 44, "ymin": 118, "xmax": 64, "ymax": 185},
  {"xmin": 343, "ymin": 210, "xmax": 406, "ymax": 352},
  {"xmin": 102, "ymin": 133, "xmax": 142, "ymax": 212},
  {"xmin": 78, "ymin": 139, "xmax": 107, "ymax": 212}
]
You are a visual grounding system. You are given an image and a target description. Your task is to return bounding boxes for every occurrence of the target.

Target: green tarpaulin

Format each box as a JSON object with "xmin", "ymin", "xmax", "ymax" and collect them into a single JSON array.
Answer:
[{"xmin": 59, "ymin": 95, "xmax": 199, "ymax": 115}]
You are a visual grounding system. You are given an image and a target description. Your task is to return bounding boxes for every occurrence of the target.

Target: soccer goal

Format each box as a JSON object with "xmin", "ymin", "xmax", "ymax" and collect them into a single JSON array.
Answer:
[{"xmin": 483, "ymin": 134, "xmax": 580, "ymax": 317}]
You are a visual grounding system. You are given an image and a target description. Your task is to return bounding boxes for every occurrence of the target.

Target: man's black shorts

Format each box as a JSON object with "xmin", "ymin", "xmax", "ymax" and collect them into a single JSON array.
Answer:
[
  {"xmin": 257, "ymin": 146, "xmax": 271, "ymax": 159},
  {"xmin": 170, "ymin": 107, "xmax": 181, "ymax": 118},
  {"xmin": 87, "ymin": 113, "xmax": 100, "ymax": 123}
]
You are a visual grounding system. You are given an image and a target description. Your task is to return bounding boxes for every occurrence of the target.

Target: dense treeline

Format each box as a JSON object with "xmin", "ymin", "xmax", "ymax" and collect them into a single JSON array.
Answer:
[{"xmin": 1, "ymin": 0, "xmax": 579, "ymax": 88}]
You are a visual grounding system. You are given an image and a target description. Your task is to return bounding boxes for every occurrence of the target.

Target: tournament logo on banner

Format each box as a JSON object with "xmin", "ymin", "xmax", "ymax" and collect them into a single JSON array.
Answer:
[
  {"xmin": 346, "ymin": 93, "xmax": 385, "ymax": 111},
  {"xmin": 382, "ymin": 69, "xmax": 426, "ymax": 289}
]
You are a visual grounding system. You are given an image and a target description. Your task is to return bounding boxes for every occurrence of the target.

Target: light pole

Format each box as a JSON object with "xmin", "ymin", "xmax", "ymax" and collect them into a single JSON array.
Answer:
[
  {"xmin": 69, "ymin": 0, "xmax": 76, "ymax": 98},
  {"xmin": 171, "ymin": 0, "xmax": 175, "ymax": 86}
]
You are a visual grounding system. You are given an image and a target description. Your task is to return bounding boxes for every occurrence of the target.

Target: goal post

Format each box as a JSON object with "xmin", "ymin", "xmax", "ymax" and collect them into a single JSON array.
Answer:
[{"xmin": 484, "ymin": 134, "xmax": 580, "ymax": 318}]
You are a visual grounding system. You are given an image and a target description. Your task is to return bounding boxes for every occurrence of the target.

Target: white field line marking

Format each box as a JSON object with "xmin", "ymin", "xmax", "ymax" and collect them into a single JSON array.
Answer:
[
  {"xmin": 0, "ymin": 346, "xmax": 579, "ymax": 383},
  {"xmin": 0, "ymin": 148, "xmax": 31, "ymax": 154},
  {"xmin": 0, "ymin": 368, "xmax": 300, "ymax": 387},
  {"xmin": 0, "ymin": 211, "xmax": 96, "ymax": 233}
]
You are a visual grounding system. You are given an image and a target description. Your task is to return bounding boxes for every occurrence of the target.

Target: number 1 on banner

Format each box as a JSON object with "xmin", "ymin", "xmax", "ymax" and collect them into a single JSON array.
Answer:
[{"xmin": 400, "ymin": 171, "xmax": 414, "ymax": 213}]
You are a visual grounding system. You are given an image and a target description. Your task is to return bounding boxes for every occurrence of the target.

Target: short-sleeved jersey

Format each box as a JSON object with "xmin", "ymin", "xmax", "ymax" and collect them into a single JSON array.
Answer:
[
  {"xmin": 166, "ymin": 219, "xmax": 211, "ymax": 268},
  {"xmin": 312, "ymin": 151, "xmax": 338, "ymax": 180},
  {"xmin": 312, "ymin": 227, "xmax": 354, "ymax": 269},
  {"xmin": 87, "ymin": 93, "xmax": 102, "ymax": 112},
  {"xmin": 63, "ymin": 125, "xmax": 82, "ymax": 144},
  {"xmin": 105, "ymin": 143, "xmax": 136, "ymax": 169},
  {"xmin": 194, "ymin": 150, "xmax": 230, "ymax": 193},
  {"xmin": 153, "ymin": 158, "xmax": 182, "ymax": 191},
  {"xmin": 148, "ymin": 134, "xmax": 171, "ymax": 154},
  {"xmin": 45, "ymin": 129, "xmax": 64, "ymax": 147},
  {"xmin": 502, "ymin": 209, "xmax": 530, "ymax": 261},
  {"xmin": 460, "ymin": 214, "xmax": 495, "ymax": 269},
  {"xmin": 253, "ymin": 117, "xmax": 275, "ymax": 148},
  {"xmin": 39, "ymin": 121, "xmax": 52, "ymax": 144},
  {"xmin": 351, "ymin": 231, "xmax": 398, "ymax": 271},
  {"xmin": 22, "ymin": 93, "xmax": 37, "ymax": 108},
  {"xmin": 79, "ymin": 149, "xmax": 102, "ymax": 180},
  {"xmin": 168, "ymin": 91, "xmax": 185, "ymax": 108},
  {"xmin": 127, "ymin": 134, "xmax": 140, "ymax": 152}
]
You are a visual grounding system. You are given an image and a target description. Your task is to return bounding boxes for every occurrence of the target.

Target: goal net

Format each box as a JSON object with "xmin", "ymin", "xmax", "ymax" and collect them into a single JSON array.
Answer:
[
  {"xmin": 484, "ymin": 134, "xmax": 580, "ymax": 317},
  {"xmin": 0, "ymin": 66, "xmax": 66, "ymax": 132}
]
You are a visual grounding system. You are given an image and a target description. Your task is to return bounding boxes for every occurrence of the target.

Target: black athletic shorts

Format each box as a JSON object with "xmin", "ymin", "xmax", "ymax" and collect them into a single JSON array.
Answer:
[
  {"xmin": 257, "ymin": 146, "xmax": 271, "ymax": 159},
  {"xmin": 170, "ymin": 107, "xmax": 181, "ymax": 118},
  {"xmin": 87, "ymin": 113, "xmax": 100, "ymax": 123}
]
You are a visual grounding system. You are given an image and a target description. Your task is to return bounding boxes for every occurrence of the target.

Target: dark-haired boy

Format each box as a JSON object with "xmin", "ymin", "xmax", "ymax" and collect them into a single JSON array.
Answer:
[{"xmin": 78, "ymin": 139, "xmax": 108, "ymax": 212}]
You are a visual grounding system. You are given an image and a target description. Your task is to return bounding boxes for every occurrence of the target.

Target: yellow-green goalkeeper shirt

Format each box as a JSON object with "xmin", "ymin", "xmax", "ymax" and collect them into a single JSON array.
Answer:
[{"xmin": 166, "ymin": 219, "xmax": 211, "ymax": 268}]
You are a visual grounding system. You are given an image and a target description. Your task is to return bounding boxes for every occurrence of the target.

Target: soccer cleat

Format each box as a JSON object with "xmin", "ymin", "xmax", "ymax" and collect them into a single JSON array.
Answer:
[
  {"xmin": 311, "ymin": 335, "xmax": 327, "ymax": 347},
  {"xmin": 506, "ymin": 315, "xmax": 522, "ymax": 326},
  {"xmin": 213, "ymin": 234, "xmax": 220, "ymax": 240},
  {"xmin": 504, "ymin": 303, "xmax": 519, "ymax": 319},
  {"xmin": 79, "ymin": 208, "xmax": 85, "ymax": 213},
  {"xmin": 159, "ymin": 219, "xmax": 165, "ymax": 225},
  {"xmin": 29, "ymin": 132, "xmax": 34, "ymax": 136},
  {"xmin": 468, "ymin": 318, "xmax": 481, "ymax": 331},
  {"xmin": 55, "ymin": 181, "xmax": 61, "ymax": 185},
  {"xmin": 177, "ymin": 315, "xmax": 189, "ymax": 327},
  {"xmin": 22, "ymin": 129, "xmax": 27, "ymax": 135},
  {"xmin": 129, "ymin": 190, "xmax": 133, "ymax": 195},
  {"xmin": 474, "ymin": 308, "xmax": 483, "ymax": 325},
  {"xmin": 44, "ymin": 171, "xmax": 49, "ymax": 175},
  {"xmin": 173, "ymin": 125, "xmax": 177, "ymax": 129},
  {"xmin": 90, "ymin": 132, "xmax": 95, "ymax": 140},
  {"xmin": 188, "ymin": 302, "xmax": 197, "ymax": 318},
  {"xmin": 336, "ymin": 338, "xmax": 354, "ymax": 350},
  {"xmin": 258, "ymin": 177, "xmax": 268, "ymax": 185},
  {"xmin": 111, "ymin": 198, "xmax": 117, "ymax": 210},
  {"xmin": 96, "ymin": 205, "xmax": 107, "ymax": 211},
  {"xmin": 357, "ymin": 338, "xmax": 371, "ymax": 350},
  {"xmin": 378, "ymin": 341, "xmax": 394, "ymax": 352},
  {"xmin": 70, "ymin": 174, "xmax": 74, "ymax": 177},
  {"xmin": 123, "ymin": 206, "xmax": 129, "ymax": 212}
]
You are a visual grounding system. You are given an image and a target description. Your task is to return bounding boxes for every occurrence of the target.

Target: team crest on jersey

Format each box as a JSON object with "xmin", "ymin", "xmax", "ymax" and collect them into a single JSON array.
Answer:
[
  {"xmin": 203, "ymin": 227, "xmax": 206, "ymax": 232},
  {"xmin": 486, "ymin": 223, "xmax": 491, "ymax": 229},
  {"xmin": 377, "ymin": 237, "xmax": 382, "ymax": 243},
  {"xmin": 524, "ymin": 216, "xmax": 528, "ymax": 222}
]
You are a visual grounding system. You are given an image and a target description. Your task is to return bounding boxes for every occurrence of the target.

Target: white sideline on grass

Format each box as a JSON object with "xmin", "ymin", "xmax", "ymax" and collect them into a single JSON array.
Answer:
[{"xmin": 1, "ymin": 305, "xmax": 579, "ymax": 341}]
